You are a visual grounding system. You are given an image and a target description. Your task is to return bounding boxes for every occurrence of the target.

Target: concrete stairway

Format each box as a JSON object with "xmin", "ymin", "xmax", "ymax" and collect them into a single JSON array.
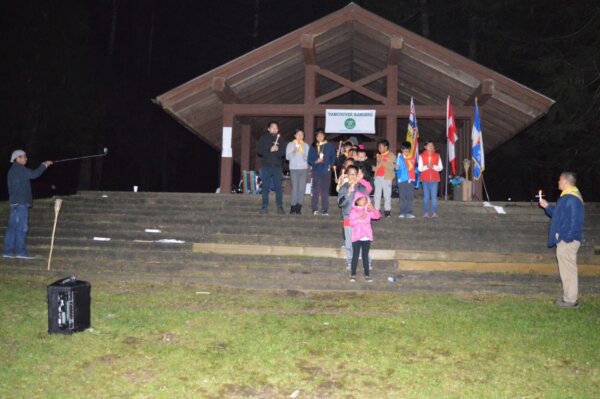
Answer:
[{"xmin": 1, "ymin": 191, "xmax": 599, "ymax": 291}]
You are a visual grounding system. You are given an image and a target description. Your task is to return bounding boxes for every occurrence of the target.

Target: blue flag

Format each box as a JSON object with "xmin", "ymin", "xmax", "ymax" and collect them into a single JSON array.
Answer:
[{"xmin": 471, "ymin": 101, "xmax": 485, "ymax": 180}]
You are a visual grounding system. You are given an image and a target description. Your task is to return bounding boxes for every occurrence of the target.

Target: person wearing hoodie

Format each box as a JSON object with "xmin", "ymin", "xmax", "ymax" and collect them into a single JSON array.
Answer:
[
  {"xmin": 539, "ymin": 172, "xmax": 585, "ymax": 309},
  {"xmin": 348, "ymin": 191, "xmax": 381, "ymax": 282},
  {"xmin": 285, "ymin": 129, "xmax": 310, "ymax": 214},
  {"xmin": 337, "ymin": 165, "xmax": 368, "ymax": 270},
  {"xmin": 3, "ymin": 149, "xmax": 53, "ymax": 259}
]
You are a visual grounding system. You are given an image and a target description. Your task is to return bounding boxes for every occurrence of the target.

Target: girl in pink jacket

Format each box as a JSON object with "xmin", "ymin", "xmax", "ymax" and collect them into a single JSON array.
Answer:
[{"xmin": 348, "ymin": 191, "xmax": 381, "ymax": 281}]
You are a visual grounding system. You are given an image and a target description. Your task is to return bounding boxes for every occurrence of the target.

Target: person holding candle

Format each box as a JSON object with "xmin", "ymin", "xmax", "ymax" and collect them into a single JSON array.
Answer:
[
  {"xmin": 395, "ymin": 141, "xmax": 417, "ymax": 218},
  {"xmin": 308, "ymin": 128, "xmax": 336, "ymax": 216},
  {"xmin": 418, "ymin": 141, "xmax": 444, "ymax": 218},
  {"xmin": 348, "ymin": 191, "xmax": 381, "ymax": 282},
  {"xmin": 256, "ymin": 121, "xmax": 286, "ymax": 214},
  {"xmin": 539, "ymin": 172, "xmax": 585, "ymax": 308},
  {"xmin": 286, "ymin": 129, "xmax": 310, "ymax": 214},
  {"xmin": 373, "ymin": 139, "xmax": 396, "ymax": 218},
  {"xmin": 337, "ymin": 165, "xmax": 369, "ymax": 271}
]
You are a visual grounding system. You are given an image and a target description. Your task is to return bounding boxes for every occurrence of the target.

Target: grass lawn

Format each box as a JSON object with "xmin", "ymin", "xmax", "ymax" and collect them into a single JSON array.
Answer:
[{"xmin": 0, "ymin": 274, "xmax": 599, "ymax": 398}]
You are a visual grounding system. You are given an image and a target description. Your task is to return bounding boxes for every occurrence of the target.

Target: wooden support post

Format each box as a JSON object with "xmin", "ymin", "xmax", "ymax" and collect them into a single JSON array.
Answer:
[
  {"xmin": 304, "ymin": 114, "xmax": 314, "ymax": 144},
  {"xmin": 219, "ymin": 111, "xmax": 234, "ymax": 194},
  {"xmin": 303, "ymin": 34, "xmax": 317, "ymax": 144},
  {"xmin": 386, "ymin": 116, "xmax": 397, "ymax": 153},
  {"xmin": 240, "ymin": 124, "xmax": 251, "ymax": 174}
]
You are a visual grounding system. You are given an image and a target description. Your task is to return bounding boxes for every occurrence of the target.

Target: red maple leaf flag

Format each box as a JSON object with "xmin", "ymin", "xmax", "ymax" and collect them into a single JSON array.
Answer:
[{"xmin": 446, "ymin": 96, "xmax": 459, "ymax": 176}]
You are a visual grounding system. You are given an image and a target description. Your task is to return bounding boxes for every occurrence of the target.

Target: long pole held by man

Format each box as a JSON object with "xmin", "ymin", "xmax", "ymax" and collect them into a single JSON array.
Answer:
[
  {"xmin": 538, "ymin": 172, "xmax": 585, "ymax": 309},
  {"xmin": 47, "ymin": 198, "xmax": 63, "ymax": 271}
]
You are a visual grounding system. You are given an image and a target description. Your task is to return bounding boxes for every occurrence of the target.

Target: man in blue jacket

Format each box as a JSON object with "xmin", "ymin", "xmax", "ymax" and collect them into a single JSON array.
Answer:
[
  {"xmin": 307, "ymin": 128, "xmax": 336, "ymax": 215},
  {"xmin": 539, "ymin": 171, "xmax": 585, "ymax": 308},
  {"xmin": 3, "ymin": 150, "xmax": 53, "ymax": 259}
]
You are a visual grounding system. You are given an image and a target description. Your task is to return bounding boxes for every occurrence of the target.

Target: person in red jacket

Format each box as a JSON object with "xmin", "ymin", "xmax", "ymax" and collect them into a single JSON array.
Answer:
[{"xmin": 417, "ymin": 141, "xmax": 443, "ymax": 218}]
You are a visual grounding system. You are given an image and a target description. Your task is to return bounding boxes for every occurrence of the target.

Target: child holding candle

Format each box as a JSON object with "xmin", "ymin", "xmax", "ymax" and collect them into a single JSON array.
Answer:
[
  {"xmin": 418, "ymin": 141, "xmax": 443, "ymax": 218},
  {"xmin": 348, "ymin": 191, "xmax": 381, "ymax": 281}
]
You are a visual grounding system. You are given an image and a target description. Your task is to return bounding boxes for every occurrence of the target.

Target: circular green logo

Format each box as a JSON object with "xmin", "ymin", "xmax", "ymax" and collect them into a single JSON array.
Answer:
[{"xmin": 344, "ymin": 118, "xmax": 356, "ymax": 129}]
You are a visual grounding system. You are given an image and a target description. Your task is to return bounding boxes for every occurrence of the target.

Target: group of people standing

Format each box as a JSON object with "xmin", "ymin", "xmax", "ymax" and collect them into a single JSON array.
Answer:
[{"xmin": 257, "ymin": 121, "xmax": 444, "ymax": 219}]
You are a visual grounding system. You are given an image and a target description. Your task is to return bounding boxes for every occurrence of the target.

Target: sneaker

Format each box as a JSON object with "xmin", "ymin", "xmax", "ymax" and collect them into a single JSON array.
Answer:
[
  {"xmin": 365, "ymin": 276, "xmax": 373, "ymax": 282},
  {"xmin": 423, "ymin": 213, "xmax": 430, "ymax": 218},
  {"xmin": 554, "ymin": 299, "xmax": 579, "ymax": 309},
  {"xmin": 260, "ymin": 207, "xmax": 268, "ymax": 215},
  {"xmin": 406, "ymin": 214, "xmax": 416, "ymax": 219},
  {"xmin": 313, "ymin": 210, "xmax": 320, "ymax": 216},
  {"xmin": 277, "ymin": 207, "xmax": 285, "ymax": 215},
  {"xmin": 349, "ymin": 276, "xmax": 356, "ymax": 282},
  {"xmin": 431, "ymin": 212, "xmax": 439, "ymax": 219},
  {"xmin": 2, "ymin": 254, "xmax": 15, "ymax": 259},
  {"xmin": 384, "ymin": 211, "xmax": 391, "ymax": 218},
  {"xmin": 16, "ymin": 254, "xmax": 35, "ymax": 260},
  {"xmin": 398, "ymin": 214, "xmax": 405, "ymax": 219},
  {"xmin": 321, "ymin": 211, "xmax": 329, "ymax": 216}
]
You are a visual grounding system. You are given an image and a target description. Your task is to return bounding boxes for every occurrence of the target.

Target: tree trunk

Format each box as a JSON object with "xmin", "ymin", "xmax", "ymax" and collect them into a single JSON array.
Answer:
[
  {"xmin": 252, "ymin": 0, "xmax": 260, "ymax": 49},
  {"xmin": 108, "ymin": 0, "xmax": 119, "ymax": 56},
  {"xmin": 419, "ymin": 0, "xmax": 430, "ymax": 38}
]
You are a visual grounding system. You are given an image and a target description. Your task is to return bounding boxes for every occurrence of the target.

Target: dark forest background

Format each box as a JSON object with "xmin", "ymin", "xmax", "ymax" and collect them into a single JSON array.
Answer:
[{"xmin": 1, "ymin": 0, "xmax": 599, "ymax": 202}]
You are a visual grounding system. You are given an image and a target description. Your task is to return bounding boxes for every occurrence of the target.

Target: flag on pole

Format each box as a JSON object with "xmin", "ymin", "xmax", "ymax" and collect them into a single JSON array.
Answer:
[
  {"xmin": 446, "ymin": 96, "xmax": 458, "ymax": 176},
  {"xmin": 405, "ymin": 97, "xmax": 420, "ymax": 188},
  {"xmin": 471, "ymin": 99, "xmax": 485, "ymax": 180}
]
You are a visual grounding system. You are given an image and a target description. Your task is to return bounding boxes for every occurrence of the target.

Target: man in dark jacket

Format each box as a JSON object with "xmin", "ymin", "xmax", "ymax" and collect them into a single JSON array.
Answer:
[
  {"xmin": 3, "ymin": 150, "xmax": 53, "ymax": 259},
  {"xmin": 539, "ymin": 171, "xmax": 585, "ymax": 308},
  {"xmin": 256, "ymin": 121, "xmax": 286, "ymax": 214},
  {"xmin": 307, "ymin": 128, "xmax": 336, "ymax": 215}
]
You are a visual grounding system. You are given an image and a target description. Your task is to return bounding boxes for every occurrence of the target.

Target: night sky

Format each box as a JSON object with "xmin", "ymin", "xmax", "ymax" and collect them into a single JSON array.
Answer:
[{"xmin": 1, "ymin": 0, "xmax": 599, "ymax": 201}]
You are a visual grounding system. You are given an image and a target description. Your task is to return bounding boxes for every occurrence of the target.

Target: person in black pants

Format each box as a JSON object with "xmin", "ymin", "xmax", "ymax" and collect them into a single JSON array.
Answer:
[
  {"xmin": 307, "ymin": 128, "xmax": 336, "ymax": 215},
  {"xmin": 256, "ymin": 121, "xmax": 286, "ymax": 214}
]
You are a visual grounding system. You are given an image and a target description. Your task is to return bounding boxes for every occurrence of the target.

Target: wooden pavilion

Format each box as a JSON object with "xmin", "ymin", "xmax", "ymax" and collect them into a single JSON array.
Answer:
[{"xmin": 154, "ymin": 2, "xmax": 554, "ymax": 196}]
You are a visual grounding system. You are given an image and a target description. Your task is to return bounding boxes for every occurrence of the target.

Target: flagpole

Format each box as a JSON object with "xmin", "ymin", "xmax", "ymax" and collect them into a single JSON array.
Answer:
[{"xmin": 444, "ymin": 96, "xmax": 450, "ymax": 201}]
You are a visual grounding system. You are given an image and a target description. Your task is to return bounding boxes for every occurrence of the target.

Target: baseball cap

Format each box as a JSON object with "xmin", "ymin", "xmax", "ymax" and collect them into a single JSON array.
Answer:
[{"xmin": 10, "ymin": 150, "xmax": 26, "ymax": 163}]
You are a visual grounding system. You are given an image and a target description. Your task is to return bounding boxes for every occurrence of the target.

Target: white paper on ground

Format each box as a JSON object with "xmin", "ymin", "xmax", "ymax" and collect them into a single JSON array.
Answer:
[
  {"xmin": 145, "ymin": 229, "xmax": 161, "ymax": 233},
  {"xmin": 156, "ymin": 239, "xmax": 185, "ymax": 244},
  {"xmin": 93, "ymin": 237, "xmax": 111, "ymax": 241},
  {"xmin": 483, "ymin": 201, "xmax": 506, "ymax": 215}
]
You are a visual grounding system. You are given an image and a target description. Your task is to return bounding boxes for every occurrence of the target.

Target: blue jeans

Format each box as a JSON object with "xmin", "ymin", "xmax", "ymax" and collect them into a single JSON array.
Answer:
[
  {"xmin": 3, "ymin": 204, "xmax": 29, "ymax": 257},
  {"xmin": 261, "ymin": 166, "xmax": 283, "ymax": 208},
  {"xmin": 422, "ymin": 182, "xmax": 439, "ymax": 214}
]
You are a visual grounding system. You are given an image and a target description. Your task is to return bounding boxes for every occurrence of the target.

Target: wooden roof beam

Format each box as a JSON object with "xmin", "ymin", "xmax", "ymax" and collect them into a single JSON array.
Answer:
[
  {"xmin": 212, "ymin": 77, "xmax": 238, "ymax": 104},
  {"xmin": 465, "ymin": 79, "xmax": 494, "ymax": 106},
  {"xmin": 301, "ymin": 34, "xmax": 317, "ymax": 65},
  {"xmin": 387, "ymin": 35, "xmax": 404, "ymax": 65},
  {"xmin": 317, "ymin": 68, "xmax": 387, "ymax": 104},
  {"xmin": 316, "ymin": 69, "xmax": 387, "ymax": 104}
]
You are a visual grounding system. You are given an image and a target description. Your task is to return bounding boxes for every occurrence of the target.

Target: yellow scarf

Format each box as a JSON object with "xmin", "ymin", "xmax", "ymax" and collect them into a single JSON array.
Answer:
[
  {"xmin": 294, "ymin": 139, "xmax": 305, "ymax": 154},
  {"xmin": 377, "ymin": 150, "xmax": 390, "ymax": 161},
  {"xmin": 561, "ymin": 186, "xmax": 583, "ymax": 202},
  {"xmin": 317, "ymin": 140, "xmax": 328, "ymax": 154}
]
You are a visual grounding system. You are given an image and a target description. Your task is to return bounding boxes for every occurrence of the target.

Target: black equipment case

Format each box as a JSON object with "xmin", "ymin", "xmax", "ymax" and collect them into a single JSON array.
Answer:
[{"xmin": 47, "ymin": 276, "xmax": 91, "ymax": 334}]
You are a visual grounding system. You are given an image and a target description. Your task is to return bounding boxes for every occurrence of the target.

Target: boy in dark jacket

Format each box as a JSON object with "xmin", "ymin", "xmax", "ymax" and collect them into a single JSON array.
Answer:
[
  {"xmin": 3, "ymin": 150, "xmax": 53, "ymax": 259},
  {"xmin": 256, "ymin": 121, "xmax": 286, "ymax": 214}
]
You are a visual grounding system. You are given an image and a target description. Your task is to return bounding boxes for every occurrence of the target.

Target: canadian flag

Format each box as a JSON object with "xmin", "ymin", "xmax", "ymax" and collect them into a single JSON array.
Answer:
[{"xmin": 446, "ymin": 96, "xmax": 459, "ymax": 176}]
